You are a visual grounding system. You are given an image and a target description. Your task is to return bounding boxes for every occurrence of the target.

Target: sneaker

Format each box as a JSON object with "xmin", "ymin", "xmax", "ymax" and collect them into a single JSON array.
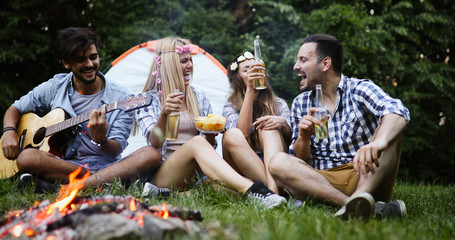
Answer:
[
  {"xmin": 374, "ymin": 200, "xmax": 407, "ymax": 219},
  {"xmin": 245, "ymin": 181, "xmax": 287, "ymax": 209},
  {"xmin": 142, "ymin": 182, "xmax": 171, "ymax": 198},
  {"xmin": 20, "ymin": 173, "xmax": 34, "ymax": 183},
  {"xmin": 334, "ymin": 192, "xmax": 375, "ymax": 221},
  {"xmin": 19, "ymin": 173, "xmax": 57, "ymax": 193}
]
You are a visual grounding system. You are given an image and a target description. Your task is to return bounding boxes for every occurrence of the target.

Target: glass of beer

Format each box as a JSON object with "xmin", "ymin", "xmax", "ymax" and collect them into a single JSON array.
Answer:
[
  {"xmin": 165, "ymin": 112, "xmax": 180, "ymax": 141},
  {"xmin": 165, "ymin": 89, "xmax": 181, "ymax": 141}
]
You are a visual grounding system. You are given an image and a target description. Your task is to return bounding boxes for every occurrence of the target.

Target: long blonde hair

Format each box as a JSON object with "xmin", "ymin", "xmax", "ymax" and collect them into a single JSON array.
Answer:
[
  {"xmin": 144, "ymin": 36, "xmax": 199, "ymax": 115},
  {"xmin": 133, "ymin": 37, "xmax": 200, "ymax": 135},
  {"xmin": 227, "ymin": 52, "xmax": 278, "ymax": 150}
]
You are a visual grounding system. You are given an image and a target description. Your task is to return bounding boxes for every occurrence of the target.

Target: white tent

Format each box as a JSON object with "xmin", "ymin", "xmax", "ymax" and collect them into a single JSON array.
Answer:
[{"xmin": 104, "ymin": 40, "xmax": 230, "ymax": 156}]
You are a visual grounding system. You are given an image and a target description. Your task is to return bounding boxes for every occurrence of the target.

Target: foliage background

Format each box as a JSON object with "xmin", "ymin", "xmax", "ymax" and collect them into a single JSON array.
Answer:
[{"xmin": 1, "ymin": 0, "xmax": 454, "ymax": 183}]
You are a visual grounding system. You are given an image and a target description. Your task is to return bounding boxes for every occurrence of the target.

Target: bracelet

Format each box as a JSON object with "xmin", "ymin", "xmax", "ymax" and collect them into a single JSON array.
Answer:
[
  {"xmin": 2, "ymin": 126, "xmax": 16, "ymax": 134},
  {"xmin": 91, "ymin": 139, "xmax": 108, "ymax": 147}
]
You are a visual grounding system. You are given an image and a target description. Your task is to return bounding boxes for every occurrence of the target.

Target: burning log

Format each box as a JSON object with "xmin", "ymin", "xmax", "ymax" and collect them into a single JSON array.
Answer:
[
  {"xmin": 1, "ymin": 196, "xmax": 204, "ymax": 240},
  {"xmin": 72, "ymin": 195, "xmax": 203, "ymax": 221},
  {"xmin": 46, "ymin": 203, "xmax": 119, "ymax": 231},
  {"xmin": 149, "ymin": 204, "xmax": 203, "ymax": 221},
  {"xmin": 67, "ymin": 213, "xmax": 142, "ymax": 240},
  {"xmin": 73, "ymin": 195, "xmax": 203, "ymax": 221},
  {"xmin": 1, "ymin": 168, "xmax": 204, "ymax": 239}
]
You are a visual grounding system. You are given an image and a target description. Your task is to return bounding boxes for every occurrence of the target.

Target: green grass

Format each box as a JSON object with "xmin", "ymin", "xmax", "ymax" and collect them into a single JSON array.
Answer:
[{"xmin": 1, "ymin": 178, "xmax": 454, "ymax": 240}]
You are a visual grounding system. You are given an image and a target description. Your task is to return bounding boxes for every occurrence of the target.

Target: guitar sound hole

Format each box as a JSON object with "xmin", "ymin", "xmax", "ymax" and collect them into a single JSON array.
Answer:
[{"xmin": 33, "ymin": 127, "xmax": 46, "ymax": 145}]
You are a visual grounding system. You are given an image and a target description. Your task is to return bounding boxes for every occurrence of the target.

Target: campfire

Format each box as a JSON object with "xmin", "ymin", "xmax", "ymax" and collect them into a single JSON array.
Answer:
[{"xmin": 0, "ymin": 168, "xmax": 203, "ymax": 240}]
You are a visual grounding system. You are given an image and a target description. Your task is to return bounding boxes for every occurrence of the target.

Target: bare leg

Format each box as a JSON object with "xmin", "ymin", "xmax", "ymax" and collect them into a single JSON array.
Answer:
[
  {"xmin": 84, "ymin": 146, "xmax": 162, "ymax": 188},
  {"xmin": 153, "ymin": 135, "xmax": 253, "ymax": 194},
  {"xmin": 352, "ymin": 134, "xmax": 403, "ymax": 202},
  {"xmin": 222, "ymin": 128, "xmax": 267, "ymax": 184},
  {"xmin": 269, "ymin": 152, "xmax": 348, "ymax": 207},
  {"xmin": 258, "ymin": 129, "xmax": 286, "ymax": 193},
  {"xmin": 269, "ymin": 134, "xmax": 403, "ymax": 206},
  {"xmin": 16, "ymin": 148, "xmax": 86, "ymax": 183}
]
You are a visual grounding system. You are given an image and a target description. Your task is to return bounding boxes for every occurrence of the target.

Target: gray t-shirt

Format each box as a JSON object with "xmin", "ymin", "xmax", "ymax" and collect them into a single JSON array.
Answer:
[{"xmin": 67, "ymin": 89, "xmax": 114, "ymax": 172}]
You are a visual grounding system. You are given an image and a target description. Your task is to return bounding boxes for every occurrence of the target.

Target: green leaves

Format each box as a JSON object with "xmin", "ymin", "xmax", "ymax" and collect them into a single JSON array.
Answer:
[{"xmin": 0, "ymin": 0, "xmax": 454, "ymax": 182}]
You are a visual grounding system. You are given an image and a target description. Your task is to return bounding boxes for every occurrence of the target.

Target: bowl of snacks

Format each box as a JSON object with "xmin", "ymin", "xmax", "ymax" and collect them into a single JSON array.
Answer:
[{"xmin": 194, "ymin": 114, "xmax": 227, "ymax": 133}]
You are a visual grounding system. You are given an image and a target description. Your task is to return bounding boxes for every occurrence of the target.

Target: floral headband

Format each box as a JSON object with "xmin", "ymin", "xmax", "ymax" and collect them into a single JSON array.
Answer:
[
  {"xmin": 175, "ymin": 44, "xmax": 193, "ymax": 54},
  {"xmin": 153, "ymin": 44, "xmax": 193, "ymax": 96},
  {"xmin": 230, "ymin": 51, "xmax": 255, "ymax": 71},
  {"xmin": 155, "ymin": 44, "xmax": 193, "ymax": 67}
]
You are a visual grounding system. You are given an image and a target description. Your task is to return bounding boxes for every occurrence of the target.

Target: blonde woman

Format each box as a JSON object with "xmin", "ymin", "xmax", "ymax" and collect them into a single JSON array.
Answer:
[
  {"xmin": 222, "ymin": 52, "xmax": 292, "ymax": 194},
  {"xmin": 135, "ymin": 37, "xmax": 286, "ymax": 208}
]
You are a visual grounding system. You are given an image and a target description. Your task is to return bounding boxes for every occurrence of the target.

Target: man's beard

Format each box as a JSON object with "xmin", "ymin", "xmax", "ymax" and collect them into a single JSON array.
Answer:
[
  {"xmin": 301, "ymin": 67, "xmax": 323, "ymax": 92},
  {"xmin": 74, "ymin": 68, "xmax": 97, "ymax": 84}
]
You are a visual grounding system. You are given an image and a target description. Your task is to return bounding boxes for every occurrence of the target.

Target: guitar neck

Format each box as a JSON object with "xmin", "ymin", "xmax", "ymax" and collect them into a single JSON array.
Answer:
[{"xmin": 45, "ymin": 102, "xmax": 118, "ymax": 136}]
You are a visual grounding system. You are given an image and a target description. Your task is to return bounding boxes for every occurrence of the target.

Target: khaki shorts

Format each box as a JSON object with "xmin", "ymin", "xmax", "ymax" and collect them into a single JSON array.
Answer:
[
  {"xmin": 316, "ymin": 162, "xmax": 397, "ymax": 201},
  {"xmin": 316, "ymin": 163, "xmax": 359, "ymax": 196}
]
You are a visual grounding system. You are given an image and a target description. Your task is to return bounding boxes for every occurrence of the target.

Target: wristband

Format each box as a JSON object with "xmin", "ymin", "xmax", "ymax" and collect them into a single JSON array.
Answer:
[
  {"xmin": 91, "ymin": 138, "xmax": 108, "ymax": 147},
  {"xmin": 2, "ymin": 126, "xmax": 16, "ymax": 134}
]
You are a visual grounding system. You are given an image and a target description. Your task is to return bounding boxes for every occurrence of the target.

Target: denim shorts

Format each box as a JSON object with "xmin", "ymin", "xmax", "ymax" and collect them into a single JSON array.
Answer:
[{"xmin": 66, "ymin": 157, "xmax": 117, "ymax": 173}]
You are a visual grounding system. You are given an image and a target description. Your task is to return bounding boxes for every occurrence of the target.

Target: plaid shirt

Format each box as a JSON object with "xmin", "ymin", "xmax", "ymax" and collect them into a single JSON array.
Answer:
[
  {"xmin": 289, "ymin": 75, "xmax": 410, "ymax": 170},
  {"xmin": 223, "ymin": 97, "xmax": 291, "ymax": 133},
  {"xmin": 135, "ymin": 87, "xmax": 213, "ymax": 150}
]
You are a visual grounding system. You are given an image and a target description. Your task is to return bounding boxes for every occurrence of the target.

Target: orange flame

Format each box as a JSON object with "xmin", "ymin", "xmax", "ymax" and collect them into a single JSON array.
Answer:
[
  {"xmin": 152, "ymin": 202, "xmax": 169, "ymax": 219},
  {"xmin": 25, "ymin": 228, "xmax": 34, "ymax": 237},
  {"xmin": 46, "ymin": 167, "xmax": 90, "ymax": 215},
  {"xmin": 136, "ymin": 215, "xmax": 144, "ymax": 227},
  {"xmin": 129, "ymin": 198, "xmax": 137, "ymax": 211},
  {"xmin": 160, "ymin": 202, "xmax": 169, "ymax": 219},
  {"xmin": 46, "ymin": 190, "xmax": 78, "ymax": 215}
]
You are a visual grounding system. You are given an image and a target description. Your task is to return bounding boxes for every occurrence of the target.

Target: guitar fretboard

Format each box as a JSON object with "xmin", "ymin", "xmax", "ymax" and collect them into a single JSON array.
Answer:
[{"xmin": 44, "ymin": 102, "xmax": 118, "ymax": 136}]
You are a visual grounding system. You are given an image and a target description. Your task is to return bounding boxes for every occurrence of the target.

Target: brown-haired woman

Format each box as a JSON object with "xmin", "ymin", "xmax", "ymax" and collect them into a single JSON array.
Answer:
[{"xmin": 222, "ymin": 52, "xmax": 292, "ymax": 194}]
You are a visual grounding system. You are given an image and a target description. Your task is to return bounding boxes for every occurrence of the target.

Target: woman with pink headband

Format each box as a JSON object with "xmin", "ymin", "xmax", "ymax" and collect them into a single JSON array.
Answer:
[{"xmin": 135, "ymin": 37, "xmax": 287, "ymax": 208}]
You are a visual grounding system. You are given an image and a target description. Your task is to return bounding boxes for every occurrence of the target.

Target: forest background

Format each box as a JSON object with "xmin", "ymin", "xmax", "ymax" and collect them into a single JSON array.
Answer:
[{"xmin": 1, "ymin": 0, "xmax": 454, "ymax": 184}]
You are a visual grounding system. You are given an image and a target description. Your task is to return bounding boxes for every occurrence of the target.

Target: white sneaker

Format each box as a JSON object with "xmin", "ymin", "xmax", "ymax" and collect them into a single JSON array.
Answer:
[
  {"xmin": 142, "ymin": 182, "xmax": 170, "ymax": 198},
  {"xmin": 245, "ymin": 181, "xmax": 287, "ymax": 209},
  {"xmin": 334, "ymin": 192, "xmax": 375, "ymax": 221}
]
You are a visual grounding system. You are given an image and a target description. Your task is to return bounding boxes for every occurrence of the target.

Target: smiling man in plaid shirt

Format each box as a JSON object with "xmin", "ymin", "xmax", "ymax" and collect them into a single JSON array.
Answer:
[{"xmin": 269, "ymin": 34, "xmax": 410, "ymax": 220}]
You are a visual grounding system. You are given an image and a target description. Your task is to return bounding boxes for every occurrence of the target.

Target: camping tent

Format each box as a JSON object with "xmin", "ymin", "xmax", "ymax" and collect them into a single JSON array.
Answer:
[{"xmin": 104, "ymin": 40, "xmax": 230, "ymax": 157}]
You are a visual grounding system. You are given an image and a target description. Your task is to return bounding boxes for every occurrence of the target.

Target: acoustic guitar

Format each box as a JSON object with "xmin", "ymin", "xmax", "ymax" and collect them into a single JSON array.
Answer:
[{"xmin": 0, "ymin": 93, "xmax": 151, "ymax": 179}]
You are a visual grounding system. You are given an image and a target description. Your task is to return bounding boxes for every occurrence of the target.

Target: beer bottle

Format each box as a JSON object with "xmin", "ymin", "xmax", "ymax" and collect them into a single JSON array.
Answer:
[
  {"xmin": 314, "ymin": 84, "xmax": 329, "ymax": 139},
  {"xmin": 253, "ymin": 37, "xmax": 267, "ymax": 90}
]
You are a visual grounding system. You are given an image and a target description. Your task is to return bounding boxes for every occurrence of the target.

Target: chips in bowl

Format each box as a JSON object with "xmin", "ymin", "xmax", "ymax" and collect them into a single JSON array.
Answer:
[{"xmin": 194, "ymin": 114, "xmax": 227, "ymax": 133}]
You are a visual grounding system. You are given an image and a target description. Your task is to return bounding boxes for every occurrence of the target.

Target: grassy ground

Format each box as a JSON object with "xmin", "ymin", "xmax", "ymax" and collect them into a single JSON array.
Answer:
[{"xmin": 1, "ymin": 178, "xmax": 454, "ymax": 240}]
